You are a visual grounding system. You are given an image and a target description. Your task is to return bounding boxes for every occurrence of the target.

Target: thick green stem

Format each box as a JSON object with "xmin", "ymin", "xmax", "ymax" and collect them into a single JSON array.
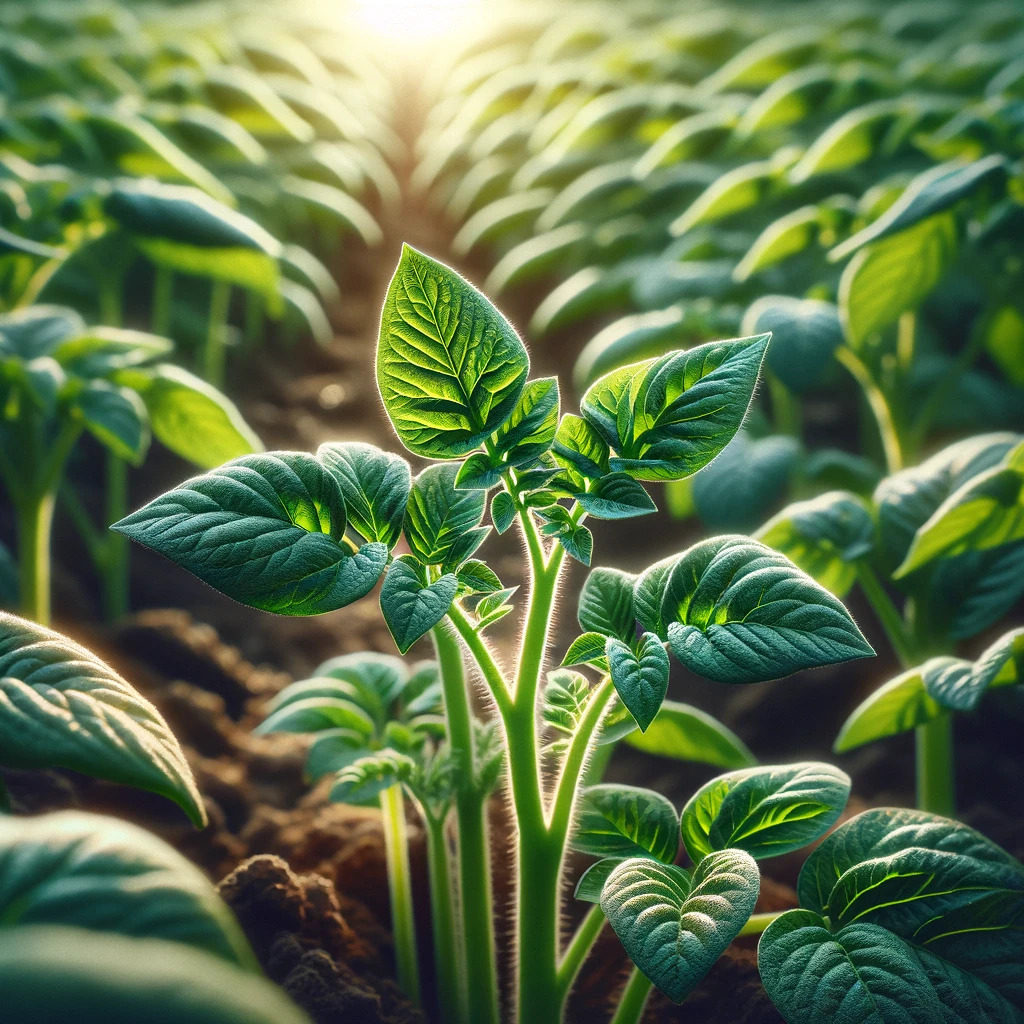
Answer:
[
  {"xmin": 835, "ymin": 346, "xmax": 904, "ymax": 473},
  {"xmin": 557, "ymin": 904, "xmax": 606, "ymax": 998},
  {"xmin": 855, "ymin": 561, "xmax": 916, "ymax": 668},
  {"xmin": 610, "ymin": 967, "xmax": 653, "ymax": 1024},
  {"xmin": 380, "ymin": 783, "xmax": 421, "ymax": 1006},
  {"xmin": 916, "ymin": 714, "xmax": 955, "ymax": 817},
  {"xmin": 151, "ymin": 265, "xmax": 173, "ymax": 337},
  {"xmin": 431, "ymin": 624, "xmax": 499, "ymax": 1024},
  {"xmin": 203, "ymin": 279, "xmax": 232, "ymax": 388},
  {"xmin": 738, "ymin": 910, "xmax": 786, "ymax": 937},
  {"xmin": 424, "ymin": 812, "xmax": 466, "ymax": 1024},
  {"xmin": 101, "ymin": 452, "xmax": 130, "ymax": 621},
  {"xmin": 16, "ymin": 490, "xmax": 54, "ymax": 625}
]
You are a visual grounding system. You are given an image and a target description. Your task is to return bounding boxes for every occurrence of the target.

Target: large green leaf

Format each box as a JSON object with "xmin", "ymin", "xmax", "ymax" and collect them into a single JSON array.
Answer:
[
  {"xmin": 680, "ymin": 762, "xmax": 850, "ymax": 863},
  {"xmin": 376, "ymin": 244, "xmax": 529, "ymax": 458},
  {"xmin": 577, "ymin": 567, "xmax": 637, "ymax": 643},
  {"xmin": 576, "ymin": 472, "xmax": 657, "ymax": 520},
  {"xmin": 404, "ymin": 463, "xmax": 489, "ymax": 568},
  {"xmin": 606, "ymin": 632, "xmax": 670, "ymax": 731},
  {"xmin": 0, "ymin": 812, "xmax": 253, "ymax": 967},
  {"xmin": 756, "ymin": 491, "xmax": 875, "ymax": 597},
  {"xmin": 115, "ymin": 364, "xmax": 261, "ymax": 469},
  {"xmin": 622, "ymin": 700, "xmax": 756, "ymax": 770},
  {"xmin": 635, "ymin": 537, "xmax": 874, "ymax": 683},
  {"xmin": 113, "ymin": 453, "xmax": 388, "ymax": 615},
  {"xmin": 601, "ymin": 850, "xmax": 759, "ymax": 1003},
  {"xmin": 74, "ymin": 381, "xmax": 149, "ymax": 464},
  {"xmin": 570, "ymin": 784, "xmax": 679, "ymax": 862},
  {"xmin": 839, "ymin": 213, "xmax": 958, "ymax": 349},
  {"xmin": 317, "ymin": 441, "xmax": 411, "ymax": 548},
  {"xmin": 579, "ymin": 335, "xmax": 769, "ymax": 482},
  {"xmin": 895, "ymin": 442, "xmax": 1024, "ymax": 576},
  {"xmin": 0, "ymin": 613, "xmax": 204, "ymax": 825},
  {"xmin": 0, "ymin": 926, "xmax": 310, "ymax": 1024},
  {"xmin": 380, "ymin": 556, "xmax": 457, "ymax": 654}
]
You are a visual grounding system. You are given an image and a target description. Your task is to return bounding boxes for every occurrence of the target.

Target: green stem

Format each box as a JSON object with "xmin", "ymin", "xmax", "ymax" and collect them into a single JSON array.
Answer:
[
  {"xmin": 835, "ymin": 346, "xmax": 904, "ymax": 473},
  {"xmin": 738, "ymin": 910, "xmax": 786, "ymax": 937},
  {"xmin": 16, "ymin": 490, "xmax": 55, "ymax": 625},
  {"xmin": 916, "ymin": 714, "xmax": 955, "ymax": 817},
  {"xmin": 610, "ymin": 967, "xmax": 653, "ymax": 1024},
  {"xmin": 380, "ymin": 783, "xmax": 421, "ymax": 1006},
  {"xmin": 446, "ymin": 603, "xmax": 512, "ymax": 716},
  {"xmin": 203, "ymin": 279, "xmax": 232, "ymax": 388},
  {"xmin": 431, "ymin": 624, "xmax": 499, "ymax": 1024},
  {"xmin": 854, "ymin": 561, "xmax": 916, "ymax": 668},
  {"xmin": 98, "ymin": 273, "xmax": 122, "ymax": 326},
  {"xmin": 896, "ymin": 311, "xmax": 916, "ymax": 373},
  {"xmin": 101, "ymin": 452, "xmax": 129, "ymax": 621},
  {"xmin": 767, "ymin": 372, "xmax": 801, "ymax": 439},
  {"xmin": 424, "ymin": 811, "xmax": 465, "ymax": 1024},
  {"xmin": 58, "ymin": 483, "xmax": 106, "ymax": 567},
  {"xmin": 151, "ymin": 265, "xmax": 173, "ymax": 337},
  {"xmin": 557, "ymin": 904, "xmax": 606, "ymax": 998}
]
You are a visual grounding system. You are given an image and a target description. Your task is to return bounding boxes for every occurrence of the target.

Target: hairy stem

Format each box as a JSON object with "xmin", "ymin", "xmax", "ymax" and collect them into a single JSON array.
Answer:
[
  {"xmin": 432, "ymin": 624, "xmax": 499, "ymax": 1024},
  {"xmin": 610, "ymin": 967, "xmax": 653, "ymax": 1024},
  {"xmin": 557, "ymin": 904, "xmax": 606, "ymax": 998},
  {"xmin": 424, "ymin": 811, "xmax": 465, "ymax": 1024},
  {"xmin": 380, "ymin": 783, "xmax": 421, "ymax": 1006},
  {"xmin": 916, "ymin": 714, "xmax": 955, "ymax": 817},
  {"xmin": 101, "ymin": 452, "xmax": 130, "ymax": 621},
  {"xmin": 835, "ymin": 346, "xmax": 904, "ymax": 473}
]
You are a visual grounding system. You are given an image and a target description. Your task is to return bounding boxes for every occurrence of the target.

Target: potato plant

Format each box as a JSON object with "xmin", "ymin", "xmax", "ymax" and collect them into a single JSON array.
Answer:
[{"xmin": 108, "ymin": 246, "xmax": 893, "ymax": 1021}]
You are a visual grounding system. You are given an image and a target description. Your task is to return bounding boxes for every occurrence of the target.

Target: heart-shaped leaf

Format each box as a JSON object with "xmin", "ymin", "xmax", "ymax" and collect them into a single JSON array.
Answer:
[
  {"xmin": 0, "ymin": 926, "xmax": 309, "ymax": 1024},
  {"xmin": 601, "ymin": 850, "xmax": 759, "ymax": 1003},
  {"xmin": 113, "ymin": 453, "xmax": 388, "ymax": 615},
  {"xmin": 404, "ymin": 463, "xmax": 489, "ymax": 569},
  {"xmin": 571, "ymin": 784, "xmax": 679, "ymax": 862},
  {"xmin": 622, "ymin": 700, "xmax": 755, "ymax": 770},
  {"xmin": 380, "ymin": 557, "xmax": 457, "ymax": 654},
  {"xmin": 756, "ymin": 490, "xmax": 875, "ymax": 597},
  {"xmin": 680, "ymin": 762, "xmax": 850, "ymax": 863},
  {"xmin": 578, "ymin": 567, "xmax": 636, "ymax": 643},
  {"xmin": 606, "ymin": 632, "xmax": 670, "ymax": 731},
  {"xmin": 377, "ymin": 244, "xmax": 529, "ymax": 458},
  {"xmin": 0, "ymin": 811, "xmax": 254, "ymax": 966},
  {"xmin": 580, "ymin": 335, "xmax": 769, "ymax": 482},
  {"xmin": 317, "ymin": 441, "xmax": 411, "ymax": 548},
  {"xmin": 0, "ymin": 613, "xmax": 204, "ymax": 825},
  {"xmin": 636, "ymin": 536, "xmax": 874, "ymax": 683}
]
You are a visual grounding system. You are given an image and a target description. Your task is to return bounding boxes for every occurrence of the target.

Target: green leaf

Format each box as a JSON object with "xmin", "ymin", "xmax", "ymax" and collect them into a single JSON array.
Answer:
[
  {"xmin": 0, "ymin": 306, "xmax": 86, "ymax": 360},
  {"xmin": 113, "ymin": 453, "xmax": 388, "ymax": 615},
  {"xmin": 670, "ymin": 160, "xmax": 775, "ymax": 235},
  {"xmin": 0, "ymin": 926, "xmax": 309, "ymax": 1024},
  {"xmin": 456, "ymin": 559, "xmax": 502, "ymax": 595},
  {"xmin": 680, "ymin": 762, "xmax": 850, "ymax": 864},
  {"xmin": 254, "ymin": 696, "xmax": 376, "ymax": 739},
  {"xmin": 789, "ymin": 100, "xmax": 902, "ymax": 183},
  {"xmin": 580, "ymin": 335, "xmax": 769, "ymax": 482},
  {"xmin": 75, "ymin": 381, "xmax": 149, "ymax": 464},
  {"xmin": 376, "ymin": 244, "xmax": 529, "ymax": 458},
  {"xmin": 636, "ymin": 537, "xmax": 874, "ymax": 683},
  {"xmin": 578, "ymin": 567, "xmax": 637, "ymax": 643},
  {"xmin": 606, "ymin": 632, "xmax": 670, "ymax": 731},
  {"xmin": 475, "ymin": 586, "xmax": 518, "ymax": 629},
  {"xmin": 571, "ymin": 783, "xmax": 679, "ymax": 862},
  {"xmin": 0, "ymin": 613, "xmax": 205, "ymax": 825},
  {"xmin": 454, "ymin": 452, "xmax": 503, "ymax": 490},
  {"xmin": 577, "ymin": 472, "xmax": 657, "ymax": 520},
  {"xmin": 380, "ymin": 557, "xmax": 457, "ymax": 655},
  {"xmin": 317, "ymin": 441, "xmax": 411, "ymax": 548},
  {"xmin": 54, "ymin": 327, "xmax": 173, "ymax": 377},
  {"xmin": 601, "ymin": 850, "xmax": 760, "ymax": 1003},
  {"xmin": 756, "ymin": 491, "xmax": 875, "ymax": 598},
  {"xmin": 575, "ymin": 857, "xmax": 626, "ymax": 903},
  {"xmin": 558, "ymin": 524, "xmax": 593, "ymax": 566},
  {"xmin": 742, "ymin": 297, "xmax": 843, "ymax": 394},
  {"xmin": 895, "ymin": 442, "xmax": 1024, "ymax": 576},
  {"xmin": 551, "ymin": 413, "xmax": 609, "ymax": 484},
  {"xmin": 305, "ymin": 733, "xmax": 368, "ymax": 783},
  {"xmin": 560, "ymin": 632, "xmax": 610, "ymax": 670},
  {"xmin": 491, "ymin": 490, "xmax": 516, "ymax": 533},
  {"xmin": 622, "ymin": 700, "xmax": 756, "ymax": 770},
  {"xmin": 330, "ymin": 749, "xmax": 417, "ymax": 806},
  {"xmin": 492, "ymin": 376, "xmax": 559, "ymax": 466},
  {"xmin": 0, "ymin": 811, "xmax": 254, "ymax": 966},
  {"xmin": 116, "ymin": 364, "xmax": 261, "ymax": 469},
  {"xmin": 543, "ymin": 668, "xmax": 592, "ymax": 736},
  {"xmin": 733, "ymin": 205, "xmax": 820, "ymax": 281},
  {"xmin": 404, "ymin": 463, "xmax": 489, "ymax": 568},
  {"xmin": 839, "ymin": 213, "xmax": 958, "ymax": 348}
]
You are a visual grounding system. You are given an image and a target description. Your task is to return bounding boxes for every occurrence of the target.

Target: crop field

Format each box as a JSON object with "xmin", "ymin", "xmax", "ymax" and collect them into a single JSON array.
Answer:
[{"xmin": 0, "ymin": 1, "xmax": 1022, "ymax": 1022}]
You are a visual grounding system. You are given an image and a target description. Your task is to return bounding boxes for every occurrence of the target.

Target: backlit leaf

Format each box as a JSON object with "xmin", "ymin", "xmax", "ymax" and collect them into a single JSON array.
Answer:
[
  {"xmin": 571, "ymin": 783, "xmax": 679, "ymax": 862},
  {"xmin": 622, "ymin": 700, "xmax": 755, "ymax": 770},
  {"xmin": 404, "ymin": 463, "xmax": 489, "ymax": 568}
]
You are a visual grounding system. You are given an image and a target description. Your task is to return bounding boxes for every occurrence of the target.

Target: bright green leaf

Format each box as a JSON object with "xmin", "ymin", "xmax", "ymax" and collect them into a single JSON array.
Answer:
[
  {"xmin": 571, "ymin": 783, "xmax": 679, "ymax": 862},
  {"xmin": 404, "ymin": 463, "xmax": 489, "ymax": 568},
  {"xmin": 623, "ymin": 700, "xmax": 755, "ymax": 770}
]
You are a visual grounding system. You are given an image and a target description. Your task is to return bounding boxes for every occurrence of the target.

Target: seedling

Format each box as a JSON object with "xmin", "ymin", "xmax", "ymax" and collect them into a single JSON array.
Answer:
[
  {"xmin": 114, "ymin": 246, "xmax": 878, "ymax": 1021},
  {"xmin": 0, "ymin": 304, "xmax": 259, "ymax": 624}
]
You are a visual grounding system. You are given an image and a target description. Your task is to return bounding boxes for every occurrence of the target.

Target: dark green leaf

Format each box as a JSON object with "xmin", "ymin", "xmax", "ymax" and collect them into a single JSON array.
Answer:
[
  {"xmin": 0, "ymin": 613, "xmax": 204, "ymax": 825},
  {"xmin": 254, "ymin": 696, "xmax": 376, "ymax": 739},
  {"xmin": 377, "ymin": 245, "xmax": 529, "ymax": 458},
  {"xmin": 680, "ymin": 762, "xmax": 850, "ymax": 863},
  {"xmin": 571, "ymin": 784, "xmax": 679, "ymax": 862},
  {"xmin": 558, "ymin": 524, "xmax": 593, "ymax": 566},
  {"xmin": 113, "ymin": 453, "xmax": 388, "ymax": 615},
  {"xmin": 606, "ymin": 632, "xmax": 670, "ymax": 731},
  {"xmin": 491, "ymin": 490, "xmax": 516, "ymax": 533},
  {"xmin": 574, "ymin": 857, "xmax": 626, "ymax": 903},
  {"xmin": 577, "ymin": 472, "xmax": 657, "ymax": 520},
  {"xmin": 454, "ymin": 452, "xmax": 503, "ymax": 490},
  {"xmin": 380, "ymin": 557, "xmax": 457, "ymax": 654},
  {"xmin": 0, "ymin": 305, "xmax": 85, "ymax": 360},
  {"xmin": 578, "ymin": 567, "xmax": 636, "ymax": 643},
  {"xmin": 456, "ymin": 559, "xmax": 503, "ymax": 595},
  {"xmin": 622, "ymin": 700, "xmax": 755, "ymax": 770},
  {"xmin": 75, "ymin": 381, "xmax": 149, "ymax": 464},
  {"xmin": 404, "ymin": 463, "xmax": 488, "ymax": 568}
]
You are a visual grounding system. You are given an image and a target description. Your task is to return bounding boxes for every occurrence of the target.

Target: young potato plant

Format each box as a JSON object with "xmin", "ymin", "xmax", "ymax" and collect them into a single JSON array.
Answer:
[
  {"xmin": 112, "ymin": 245, "xmax": 877, "ymax": 1022},
  {"xmin": 0, "ymin": 303, "xmax": 260, "ymax": 624},
  {"xmin": 756, "ymin": 432, "xmax": 1024, "ymax": 816}
]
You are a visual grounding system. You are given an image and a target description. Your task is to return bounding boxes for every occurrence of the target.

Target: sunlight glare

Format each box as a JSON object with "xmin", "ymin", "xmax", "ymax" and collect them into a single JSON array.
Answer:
[{"xmin": 349, "ymin": 0, "xmax": 481, "ymax": 43}]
